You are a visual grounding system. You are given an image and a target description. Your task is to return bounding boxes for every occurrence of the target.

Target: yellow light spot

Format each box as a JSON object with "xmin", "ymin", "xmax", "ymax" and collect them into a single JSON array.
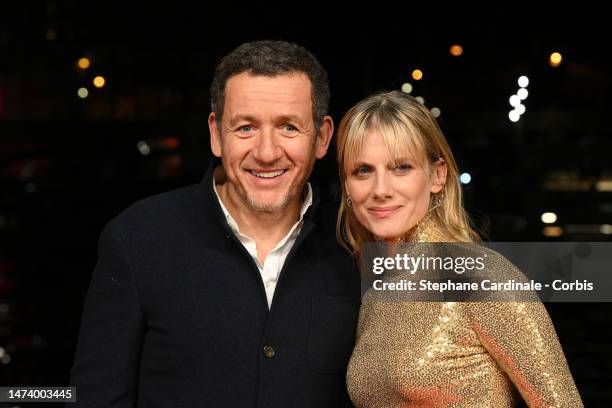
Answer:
[
  {"xmin": 77, "ymin": 57, "xmax": 91, "ymax": 70},
  {"xmin": 93, "ymin": 76, "xmax": 106, "ymax": 88},
  {"xmin": 450, "ymin": 44, "xmax": 463, "ymax": 57},
  {"xmin": 137, "ymin": 141, "xmax": 151, "ymax": 156},
  {"xmin": 77, "ymin": 87, "xmax": 89, "ymax": 99},
  {"xmin": 412, "ymin": 69, "xmax": 423, "ymax": 81},
  {"xmin": 401, "ymin": 82, "xmax": 413, "ymax": 94},
  {"xmin": 595, "ymin": 180, "xmax": 612, "ymax": 191},
  {"xmin": 46, "ymin": 29, "xmax": 57, "ymax": 42},
  {"xmin": 543, "ymin": 226, "xmax": 563, "ymax": 237},
  {"xmin": 549, "ymin": 52, "xmax": 562, "ymax": 67}
]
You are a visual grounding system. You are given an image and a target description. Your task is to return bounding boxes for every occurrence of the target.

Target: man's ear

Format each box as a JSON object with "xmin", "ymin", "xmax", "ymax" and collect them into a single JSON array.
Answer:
[
  {"xmin": 208, "ymin": 112, "xmax": 222, "ymax": 158},
  {"xmin": 431, "ymin": 159, "xmax": 448, "ymax": 194},
  {"xmin": 315, "ymin": 115, "xmax": 334, "ymax": 159}
]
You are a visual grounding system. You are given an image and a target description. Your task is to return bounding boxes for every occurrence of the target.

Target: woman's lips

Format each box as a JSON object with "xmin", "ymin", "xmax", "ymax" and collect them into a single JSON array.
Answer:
[{"xmin": 368, "ymin": 206, "xmax": 401, "ymax": 219}]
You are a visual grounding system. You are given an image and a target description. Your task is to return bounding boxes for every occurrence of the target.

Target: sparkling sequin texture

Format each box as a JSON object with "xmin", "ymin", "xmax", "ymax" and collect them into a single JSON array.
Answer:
[{"xmin": 347, "ymin": 218, "xmax": 583, "ymax": 407}]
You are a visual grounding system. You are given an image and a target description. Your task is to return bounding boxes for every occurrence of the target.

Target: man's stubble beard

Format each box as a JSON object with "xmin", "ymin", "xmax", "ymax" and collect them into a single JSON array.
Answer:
[{"xmin": 243, "ymin": 156, "xmax": 316, "ymax": 215}]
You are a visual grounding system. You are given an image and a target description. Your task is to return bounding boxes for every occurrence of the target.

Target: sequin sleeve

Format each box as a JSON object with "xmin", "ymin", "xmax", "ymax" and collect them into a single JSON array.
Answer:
[{"xmin": 465, "ymin": 301, "xmax": 583, "ymax": 407}]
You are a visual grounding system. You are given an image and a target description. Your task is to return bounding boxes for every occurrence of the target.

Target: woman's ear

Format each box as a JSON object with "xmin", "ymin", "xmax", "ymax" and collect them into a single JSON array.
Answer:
[{"xmin": 430, "ymin": 158, "xmax": 447, "ymax": 194}]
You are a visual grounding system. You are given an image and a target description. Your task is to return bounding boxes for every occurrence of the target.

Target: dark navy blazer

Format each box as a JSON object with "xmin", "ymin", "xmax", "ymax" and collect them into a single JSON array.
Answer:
[{"xmin": 70, "ymin": 162, "xmax": 361, "ymax": 407}]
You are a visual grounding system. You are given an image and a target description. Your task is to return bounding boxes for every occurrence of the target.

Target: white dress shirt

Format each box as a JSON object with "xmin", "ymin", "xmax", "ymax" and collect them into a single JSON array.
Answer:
[{"xmin": 213, "ymin": 179, "xmax": 313, "ymax": 308}]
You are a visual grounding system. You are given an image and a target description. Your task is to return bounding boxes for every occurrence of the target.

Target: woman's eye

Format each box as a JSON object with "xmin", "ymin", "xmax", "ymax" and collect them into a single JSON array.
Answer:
[
  {"xmin": 394, "ymin": 163, "xmax": 413, "ymax": 173},
  {"xmin": 354, "ymin": 166, "xmax": 371, "ymax": 176}
]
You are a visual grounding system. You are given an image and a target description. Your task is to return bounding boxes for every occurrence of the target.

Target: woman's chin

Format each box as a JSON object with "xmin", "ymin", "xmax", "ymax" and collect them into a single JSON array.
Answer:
[
  {"xmin": 373, "ymin": 232, "xmax": 402, "ymax": 242},
  {"xmin": 370, "ymin": 225, "xmax": 417, "ymax": 242}
]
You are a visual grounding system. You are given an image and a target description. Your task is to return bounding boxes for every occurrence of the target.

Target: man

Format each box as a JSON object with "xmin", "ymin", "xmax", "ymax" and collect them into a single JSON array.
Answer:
[{"xmin": 70, "ymin": 41, "xmax": 361, "ymax": 407}]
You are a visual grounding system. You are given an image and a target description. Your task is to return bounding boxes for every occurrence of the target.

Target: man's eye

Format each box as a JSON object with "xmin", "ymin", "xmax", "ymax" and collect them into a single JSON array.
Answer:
[
  {"xmin": 283, "ymin": 124, "xmax": 298, "ymax": 132},
  {"xmin": 238, "ymin": 125, "xmax": 253, "ymax": 132}
]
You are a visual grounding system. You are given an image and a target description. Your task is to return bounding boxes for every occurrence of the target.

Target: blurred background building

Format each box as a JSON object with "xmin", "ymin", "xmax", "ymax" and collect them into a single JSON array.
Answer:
[{"xmin": 1, "ymin": 2, "xmax": 610, "ymax": 406}]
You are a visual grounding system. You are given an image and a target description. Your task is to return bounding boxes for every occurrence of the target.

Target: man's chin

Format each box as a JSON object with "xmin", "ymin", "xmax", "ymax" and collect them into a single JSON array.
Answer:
[{"xmin": 246, "ymin": 196, "xmax": 293, "ymax": 214}]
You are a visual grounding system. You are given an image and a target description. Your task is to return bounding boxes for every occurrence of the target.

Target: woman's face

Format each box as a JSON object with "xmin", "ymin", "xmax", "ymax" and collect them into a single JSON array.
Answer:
[{"xmin": 344, "ymin": 129, "xmax": 445, "ymax": 241}]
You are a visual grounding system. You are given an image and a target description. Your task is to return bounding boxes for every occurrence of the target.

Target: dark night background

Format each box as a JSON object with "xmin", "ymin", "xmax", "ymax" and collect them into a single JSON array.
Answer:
[{"xmin": 1, "ymin": 2, "xmax": 611, "ymax": 406}]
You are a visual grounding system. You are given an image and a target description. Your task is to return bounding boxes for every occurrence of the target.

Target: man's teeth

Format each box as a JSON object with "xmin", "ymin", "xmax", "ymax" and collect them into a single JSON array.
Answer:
[{"xmin": 251, "ymin": 170, "xmax": 285, "ymax": 178}]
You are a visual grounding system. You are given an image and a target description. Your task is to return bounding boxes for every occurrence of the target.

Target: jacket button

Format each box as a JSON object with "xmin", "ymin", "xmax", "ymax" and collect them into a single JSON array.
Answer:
[{"xmin": 263, "ymin": 345, "xmax": 275, "ymax": 358}]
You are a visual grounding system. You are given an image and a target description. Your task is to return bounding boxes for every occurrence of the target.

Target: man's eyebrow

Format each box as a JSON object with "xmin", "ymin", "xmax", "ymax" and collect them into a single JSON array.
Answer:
[
  {"xmin": 227, "ymin": 114, "xmax": 306, "ymax": 126},
  {"xmin": 276, "ymin": 114, "xmax": 303, "ymax": 123},
  {"xmin": 227, "ymin": 114, "xmax": 258, "ymax": 124}
]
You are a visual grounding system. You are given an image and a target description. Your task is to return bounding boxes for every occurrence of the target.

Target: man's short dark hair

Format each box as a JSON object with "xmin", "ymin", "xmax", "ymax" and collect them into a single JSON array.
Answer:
[{"xmin": 210, "ymin": 40, "xmax": 330, "ymax": 129}]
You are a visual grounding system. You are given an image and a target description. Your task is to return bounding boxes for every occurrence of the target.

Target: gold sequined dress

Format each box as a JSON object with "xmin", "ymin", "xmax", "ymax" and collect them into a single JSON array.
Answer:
[{"xmin": 346, "ymin": 220, "xmax": 583, "ymax": 407}]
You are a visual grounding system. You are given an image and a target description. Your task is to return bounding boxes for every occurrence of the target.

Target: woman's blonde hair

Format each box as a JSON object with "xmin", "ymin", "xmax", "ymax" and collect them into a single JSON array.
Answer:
[{"xmin": 336, "ymin": 91, "xmax": 480, "ymax": 257}]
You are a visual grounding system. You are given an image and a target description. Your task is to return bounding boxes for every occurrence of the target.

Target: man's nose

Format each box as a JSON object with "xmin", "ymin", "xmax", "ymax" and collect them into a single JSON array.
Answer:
[{"xmin": 252, "ymin": 128, "xmax": 283, "ymax": 163}]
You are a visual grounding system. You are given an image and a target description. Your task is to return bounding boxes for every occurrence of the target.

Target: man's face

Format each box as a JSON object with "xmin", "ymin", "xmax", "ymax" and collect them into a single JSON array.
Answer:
[{"xmin": 209, "ymin": 72, "xmax": 332, "ymax": 214}]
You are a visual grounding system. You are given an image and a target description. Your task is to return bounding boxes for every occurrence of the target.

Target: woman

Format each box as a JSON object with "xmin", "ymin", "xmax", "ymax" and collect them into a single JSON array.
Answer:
[{"xmin": 336, "ymin": 91, "xmax": 583, "ymax": 407}]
